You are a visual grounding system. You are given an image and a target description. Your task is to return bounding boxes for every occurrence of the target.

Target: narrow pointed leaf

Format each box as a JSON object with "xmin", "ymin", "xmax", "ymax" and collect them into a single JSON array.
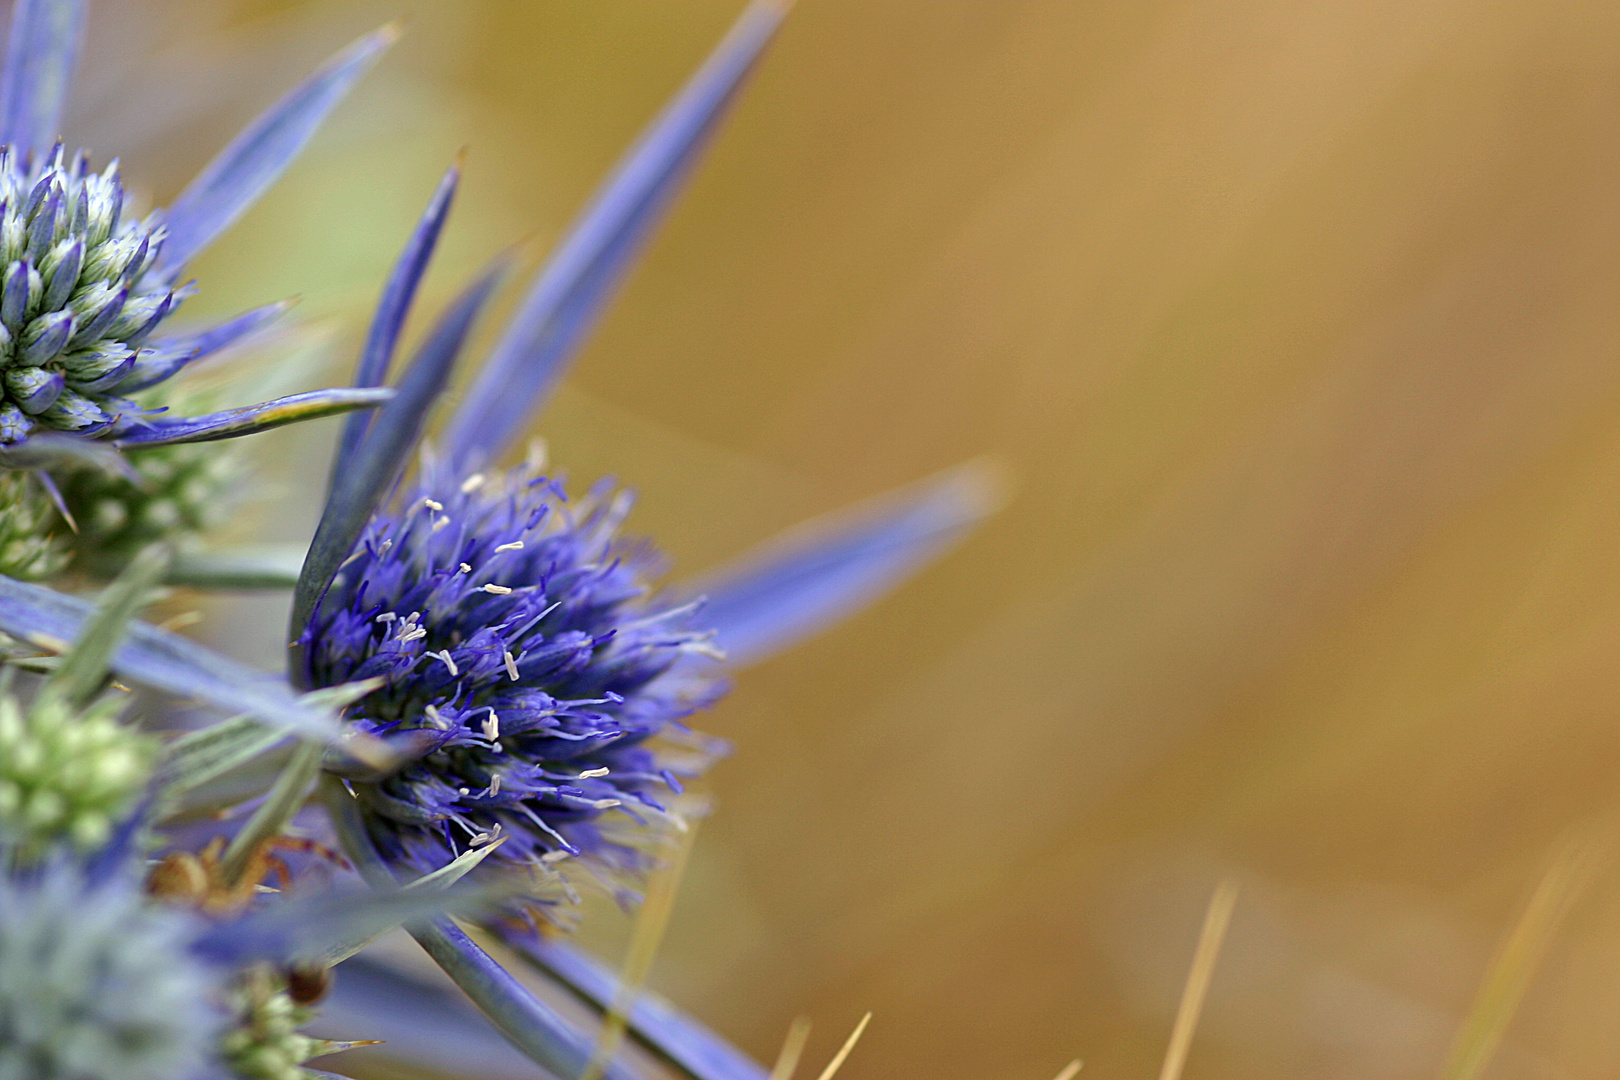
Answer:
[
  {"xmin": 170, "ymin": 296, "xmax": 298, "ymax": 358},
  {"xmin": 322, "ymin": 839, "xmax": 507, "ymax": 966},
  {"xmin": 156, "ymin": 715, "xmax": 288, "ymax": 799},
  {"xmin": 413, "ymin": 919, "xmax": 646, "ymax": 1080},
  {"xmin": 39, "ymin": 543, "xmax": 169, "ymax": 711},
  {"xmin": 331, "ymin": 159, "xmax": 461, "ymax": 487},
  {"xmin": 0, "ymin": 573, "xmax": 342, "ymax": 743},
  {"xmin": 317, "ymin": 955, "xmax": 551, "ymax": 1078},
  {"xmin": 675, "ymin": 461, "xmax": 1002, "ymax": 668},
  {"xmin": 445, "ymin": 0, "xmax": 788, "ymax": 467},
  {"xmin": 0, "ymin": 430, "xmax": 135, "ymax": 477},
  {"xmin": 114, "ymin": 386, "xmax": 393, "ymax": 447},
  {"xmin": 512, "ymin": 935, "xmax": 769, "ymax": 1080},
  {"xmin": 0, "ymin": 0, "xmax": 85, "ymax": 154},
  {"xmin": 168, "ymin": 543, "xmax": 304, "ymax": 589},
  {"xmin": 157, "ymin": 678, "xmax": 384, "ymax": 814},
  {"xmin": 220, "ymin": 740, "xmax": 324, "ymax": 882},
  {"xmin": 326, "ymin": 780, "xmax": 643, "ymax": 1080},
  {"xmin": 290, "ymin": 259, "xmax": 507, "ymax": 653},
  {"xmin": 198, "ymin": 879, "xmax": 506, "ymax": 968},
  {"xmin": 120, "ymin": 297, "xmax": 297, "ymax": 393},
  {"xmin": 159, "ymin": 24, "xmax": 400, "ymax": 270}
]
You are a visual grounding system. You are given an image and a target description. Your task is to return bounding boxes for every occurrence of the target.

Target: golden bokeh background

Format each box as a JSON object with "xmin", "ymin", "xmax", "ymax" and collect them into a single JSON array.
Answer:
[{"xmin": 64, "ymin": 1, "xmax": 1620, "ymax": 1077}]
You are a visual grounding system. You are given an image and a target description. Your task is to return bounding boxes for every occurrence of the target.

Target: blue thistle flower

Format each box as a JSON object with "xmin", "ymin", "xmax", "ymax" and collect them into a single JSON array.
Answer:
[
  {"xmin": 0, "ymin": 5, "xmax": 999, "ymax": 1078},
  {"xmin": 300, "ymin": 460, "xmax": 726, "ymax": 888},
  {"xmin": 0, "ymin": 0, "xmax": 401, "ymax": 459}
]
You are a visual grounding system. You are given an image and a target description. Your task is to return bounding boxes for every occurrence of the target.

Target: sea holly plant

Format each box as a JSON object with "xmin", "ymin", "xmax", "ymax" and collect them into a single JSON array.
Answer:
[
  {"xmin": 288, "ymin": 1, "xmax": 995, "ymax": 1075},
  {"xmin": 0, "ymin": 2, "xmax": 999, "ymax": 1078},
  {"xmin": 0, "ymin": 0, "xmax": 403, "ymax": 583},
  {"xmin": 0, "ymin": 543, "xmax": 515, "ymax": 1079}
]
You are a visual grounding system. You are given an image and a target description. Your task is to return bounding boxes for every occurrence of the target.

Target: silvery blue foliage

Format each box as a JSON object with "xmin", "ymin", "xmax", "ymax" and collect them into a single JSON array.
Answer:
[{"xmin": 0, "ymin": 856, "xmax": 223, "ymax": 1080}]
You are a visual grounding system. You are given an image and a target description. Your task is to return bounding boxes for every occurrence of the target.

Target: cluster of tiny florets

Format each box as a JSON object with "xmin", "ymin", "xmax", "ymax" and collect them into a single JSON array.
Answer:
[
  {"xmin": 0, "ymin": 860, "xmax": 223, "ymax": 1080},
  {"xmin": 57, "ymin": 437, "xmax": 247, "ymax": 578},
  {"xmin": 299, "ymin": 462, "xmax": 727, "ymax": 893},
  {"xmin": 0, "ymin": 468, "xmax": 69, "ymax": 580},
  {"xmin": 220, "ymin": 967, "xmax": 343, "ymax": 1080},
  {"xmin": 0, "ymin": 692, "xmax": 153, "ymax": 854},
  {"xmin": 0, "ymin": 143, "xmax": 182, "ymax": 444}
]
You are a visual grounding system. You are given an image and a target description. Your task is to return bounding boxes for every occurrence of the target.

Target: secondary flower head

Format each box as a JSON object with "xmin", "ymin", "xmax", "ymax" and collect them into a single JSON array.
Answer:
[
  {"xmin": 0, "ymin": 0, "xmax": 399, "ymax": 460},
  {"xmin": 299, "ymin": 459, "xmax": 725, "ymax": 890},
  {"xmin": 0, "ymin": 856, "xmax": 225, "ymax": 1080},
  {"xmin": 0, "ymin": 143, "xmax": 177, "ymax": 443}
]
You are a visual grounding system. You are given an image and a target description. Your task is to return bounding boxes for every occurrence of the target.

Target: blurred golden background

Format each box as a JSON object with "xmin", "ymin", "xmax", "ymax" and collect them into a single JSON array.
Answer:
[{"xmin": 63, "ymin": 1, "xmax": 1620, "ymax": 1077}]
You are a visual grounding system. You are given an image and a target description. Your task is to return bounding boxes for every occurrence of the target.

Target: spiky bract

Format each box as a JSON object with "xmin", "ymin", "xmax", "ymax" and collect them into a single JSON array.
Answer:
[
  {"xmin": 0, "ymin": 144, "xmax": 183, "ymax": 444},
  {"xmin": 297, "ymin": 461, "xmax": 726, "ymax": 896}
]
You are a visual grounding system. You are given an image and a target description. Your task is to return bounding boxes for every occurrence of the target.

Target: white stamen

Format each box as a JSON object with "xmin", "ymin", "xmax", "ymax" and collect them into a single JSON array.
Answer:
[
  {"xmin": 469, "ymin": 832, "xmax": 492, "ymax": 846},
  {"xmin": 487, "ymin": 775, "xmax": 502, "ymax": 797},
  {"xmin": 683, "ymin": 641, "xmax": 728, "ymax": 661},
  {"xmin": 593, "ymin": 798, "xmax": 622, "ymax": 810},
  {"xmin": 459, "ymin": 562, "xmax": 472, "ymax": 574},
  {"xmin": 460, "ymin": 473, "xmax": 486, "ymax": 494},
  {"xmin": 399, "ymin": 627, "xmax": 427, "ymax": 643},
  {"xmin": 425, "ymin": 704, "xmax": 448, "ymax": 729},
  {"xmin": 495, "ymin": 541, "xmax": 525, "ymax": 553},
  {"xmin": 433, "ymin": 650, "xmax": 459, "ymax": 676},
  {"xmin": 458, "ymin": 787, "xmax": 470, "ymax": 796},
  {"xmin": 578, "ymin": 767, "xmax": 610, "ymax": 779},
  {"xmin": 432, "ymin": 515, "xmax": 452, "ymax": 532},
  {"xmin": 481, "ymin": 583, "xmax": 512, "ymax": 595},
  {"xmin": 375, "ymin": 612, "xmax": 397, "ymax": 623},
  {"xmin": 423, "ymin": 498, "xmax": 444, "ymax": 511},
  {"xmin": 482, "ymin": 712, "xmax": 500, "ymax": 742},
  {"xmin": 503, "ymin": 650, "xmax": 519, "ymax": 681},
  {"xmin": 378, "ymin": 539, "xmax": 393, "ymax": 555},
  {"xmin": 540, "ymin": 850, "xmax": 570, "ymax": 864}
]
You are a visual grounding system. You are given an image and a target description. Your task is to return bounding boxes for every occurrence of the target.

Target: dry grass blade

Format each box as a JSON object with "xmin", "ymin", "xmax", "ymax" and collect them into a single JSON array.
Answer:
[
  {"xmin": 769, "ymin": 1016, "xmax": 813, "ymax": 1080},
  {"xmin": 1157, "ymin": 878, "xmax": 1239, "ymax": 1080},
  {"xmin": 1438, "ymin": 841, "xmax": 1593, "ymax": 1080},
  {"xmin": 813, "ymin": 1012, "xmax": 872, "ymax": 1080},
  {"xmin": 1051, "ymin": 1059, "xmax": 1083, "ymax": 1080},
  {"xmin": 580, "ymin": 817, "xmax": 702, "ymax": 1080}
]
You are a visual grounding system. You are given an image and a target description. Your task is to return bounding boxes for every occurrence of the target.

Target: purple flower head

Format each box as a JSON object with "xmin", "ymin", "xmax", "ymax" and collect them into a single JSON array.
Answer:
[{"xmin": 298, "ymin": 457, "xmax": 726, "ymax": 896}]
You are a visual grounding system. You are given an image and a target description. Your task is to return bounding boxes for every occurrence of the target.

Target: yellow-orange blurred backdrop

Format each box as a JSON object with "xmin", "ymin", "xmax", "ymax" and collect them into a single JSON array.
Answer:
[{"xmin": 66, "ymin": 2, "xmax": 1620, "ymax": 1077}]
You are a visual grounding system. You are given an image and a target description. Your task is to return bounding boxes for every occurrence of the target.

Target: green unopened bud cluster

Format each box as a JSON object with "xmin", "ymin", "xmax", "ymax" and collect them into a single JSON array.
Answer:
[
  {"xmin": 58, "ymin": 438, "xmax": 246, "ymax": 579},
  {"xmin": 0, "ymin": 691, "xmax": 153, "ymax": 853},
  {"xmin": 0, "ymin": 468, "xmax": 69, "ymax": 580},
  {"xmin": 221, "ymin": 968, "xmax": 346, "ymax": 1080}
]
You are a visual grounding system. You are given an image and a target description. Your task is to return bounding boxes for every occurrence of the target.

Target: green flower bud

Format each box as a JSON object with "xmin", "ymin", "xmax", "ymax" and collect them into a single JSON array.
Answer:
[
  {"xmin": 0, "ymin": 691, "xmax": 154, "ymax": 856},
  {"xmin": 0, "ymin": 468, "xmax": 70, "ymax": 581}
]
